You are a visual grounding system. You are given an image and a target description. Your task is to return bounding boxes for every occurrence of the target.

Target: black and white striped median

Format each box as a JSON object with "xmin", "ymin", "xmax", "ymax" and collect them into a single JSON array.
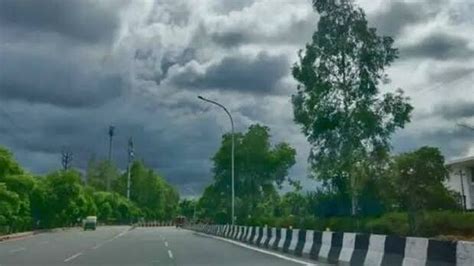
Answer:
[{"xmin": 186, "ymin": 224, "xmax": 474, "ymax": 265}]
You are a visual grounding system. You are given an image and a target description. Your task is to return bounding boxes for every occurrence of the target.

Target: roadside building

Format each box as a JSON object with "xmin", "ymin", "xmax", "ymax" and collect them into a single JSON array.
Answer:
[{"xmin": 445, "ymin": 156, "xmax": 474, "ymax": 210}]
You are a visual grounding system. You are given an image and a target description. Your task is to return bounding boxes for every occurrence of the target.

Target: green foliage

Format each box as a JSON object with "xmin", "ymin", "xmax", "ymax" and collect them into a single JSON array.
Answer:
[
  {"xmin": 0, "ymin": 147, "xmax": 23, "ymax": 177},
  {"xmin": 198, "ymin": 124, "xmax": 296, "ymax": 224},
  {"xmin": 366, "ymin": 213, "xmax": 409, "ymax": 235},
  {"xmin": 366, "ymin": 211, "xmax": 474, "ymax": 237},
  {"xmin": 306, "ymin": 189, "xmax": 351, "ymax": 218},
  {"xmin": 292, "ymin": 0, "xmax": 412, "ymax": 209},
  {"xmin": 93, "ymin": 191, "xmax": 140, "ymax": 224},
  {"xmin": 0, "ymin": 147, "xmax": 32, "ymax": 233},
  {"xmin": 87, "ymin": 159, "xmax": 120, "ymax": 191},
  {"xmin": 34, "ymin": 170, "xmax": 90, "ymax": 227},
  {"xmin": 2, "ymin": 174, "xmax": 36, "ymax": 231},
  {"xmin": 114, "ymin": 160, "xmax": 179, "ymax": 220},
  {"xmin": 0, "ymin": 183, "xmax": 20, "ymax": 229},
  {"xmin": 178, "ymin": 199, "xmax": 196, "ymax": 220},
  {"xmin": 0, "ymin": 145, "xmax": 179, "ymax": 235},
  {"xmin": 383, "ymin": 146, "xmax": 459, "ymax": 234},
  {"xmin": 279, "ymin": 192, "xmax": 308, "ymax": 217}
]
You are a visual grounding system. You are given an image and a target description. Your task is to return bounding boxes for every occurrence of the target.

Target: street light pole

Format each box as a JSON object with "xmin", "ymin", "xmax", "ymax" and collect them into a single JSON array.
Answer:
[
  {"xmin": 107, "ymin": 126, "xmax": 115, "ymax": 191},
  {"xmin": 198, "ymin": 95, "xmax": 235, "ymax": 225},
  {"xmin": 127, "ymin": 137, "xmax": 134, "ymax": 200}
]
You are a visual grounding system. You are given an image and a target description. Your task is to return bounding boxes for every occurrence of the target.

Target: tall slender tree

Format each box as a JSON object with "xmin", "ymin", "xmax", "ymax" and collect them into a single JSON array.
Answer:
[{"xmin": 292, "ymin": 0, "xmax": 412, "ymax": 215}]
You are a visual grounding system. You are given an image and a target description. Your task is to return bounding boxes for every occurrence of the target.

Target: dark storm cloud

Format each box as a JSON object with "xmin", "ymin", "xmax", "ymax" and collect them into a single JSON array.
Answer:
[
  {"xmin": 172, "ymin": 52, "xmax": 290, "ymax": 93},
  {"xmin": 369, "ymin": 0, "xmax": 442, "ymax": 37},
  {"xmin": 428, "ymin": 67, "xmax": 474, "ymax": 84},
  {"xmin": 393, "ymin": 127, "xmax": 474, "ymax": 158},
  {"xmin": 432, "ymin": 101, "xmax": 474, "ymax": 120},
  {"xmin": 401, "ymin": 33, "xmax": 473, "ymax": 60},
  {"xmin": 370, "ymin": 1, "xmax": 423, "ymax": 36},
  {"xmin": 0, "ymin": 0, "xmax": 121, "ymax": 43},
  {"xmin": 0, "ymin": 96, "xmax": 221, "ymax": 191},
  {"xmin": 210, "ymin": 14, "xmax": 316, "ymax": 47},
  {"xmin": 0, "ymin": 48, "xmax": 124, "ymax": 108},
  {"xmin": 211, "ymin": 0, "xmax": 255, "ymax": 14}
]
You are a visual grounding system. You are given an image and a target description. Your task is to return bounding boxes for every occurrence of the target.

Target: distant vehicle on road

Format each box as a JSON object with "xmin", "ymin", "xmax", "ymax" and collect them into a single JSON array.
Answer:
[
  {"xmin": 83, "ymin": 216, "xmax": 97, "ymax": 230},
  {"xmin": 175, "ymin": 216, "xmax": 186, "ymax": 228}
]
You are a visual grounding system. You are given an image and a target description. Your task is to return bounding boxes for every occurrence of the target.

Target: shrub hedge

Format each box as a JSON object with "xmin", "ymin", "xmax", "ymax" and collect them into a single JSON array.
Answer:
[{"xmin": 248, "ymin": 211, "xmax": 474, "ymax": 239}]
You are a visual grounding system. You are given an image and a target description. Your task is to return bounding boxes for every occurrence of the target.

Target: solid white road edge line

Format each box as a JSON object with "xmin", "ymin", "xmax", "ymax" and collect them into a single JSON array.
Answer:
[
  {"xmin": 195, "ymin": 232, "xmax": 316, "ymax": 266},
  {"xmin": 64, "ymin": 252, "xmax": 82, "ymax": 262},
  {"xmin": 168, "ymin": 250, "xmax": 173, "ymax": 259}
]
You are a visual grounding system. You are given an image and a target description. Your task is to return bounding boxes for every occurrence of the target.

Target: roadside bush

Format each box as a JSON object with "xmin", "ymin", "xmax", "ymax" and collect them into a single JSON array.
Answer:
[
  {"xmin": 246, "ymin": 211, "xmax": 474, "ymax": 240},
  {"xmin": 421, "ymin": 211, "xmax": 474, "ymax": 237},
  {"xmin": 366, "ymin": 211, "xmax": 474, "ymax": 237},
  {"xmin": 366, "ymin": 213, "xmax": 409, "ymax": 235}
]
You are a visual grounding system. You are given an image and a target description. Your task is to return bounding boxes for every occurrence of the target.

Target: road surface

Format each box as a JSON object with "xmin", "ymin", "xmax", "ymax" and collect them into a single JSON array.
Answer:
[{"xmin": 0, "ymin": 226, "xmax": 320, "ymax": 266}]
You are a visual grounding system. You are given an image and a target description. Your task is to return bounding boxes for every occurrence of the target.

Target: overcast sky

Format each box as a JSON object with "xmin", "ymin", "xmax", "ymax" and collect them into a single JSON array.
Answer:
[{"xmin": 0, "ymin": 0, "xmax": 473, "ymax": 196}]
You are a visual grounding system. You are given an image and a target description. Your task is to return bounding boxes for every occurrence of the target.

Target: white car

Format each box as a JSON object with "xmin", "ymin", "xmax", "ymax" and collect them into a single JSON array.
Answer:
[{"xmin": 83, "ymin": 216, "xmax": 97, "ymax": 230}]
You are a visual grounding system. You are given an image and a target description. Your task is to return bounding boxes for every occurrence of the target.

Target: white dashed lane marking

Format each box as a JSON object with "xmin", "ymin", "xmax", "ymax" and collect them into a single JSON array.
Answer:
[
  {"xmin": 164, "ymin": 241, "xmax": 168, "ymax": 247},
  {"xmin": 64, "ymin": 252, "xmax": 82, "ymax": 262},
  {"xmin": 168, "ymin": 250, "xmax": 173, "ymax": 259},
  {"xmin": 9, "ymin": 247, "xmax": 26, "ymax": 253}
]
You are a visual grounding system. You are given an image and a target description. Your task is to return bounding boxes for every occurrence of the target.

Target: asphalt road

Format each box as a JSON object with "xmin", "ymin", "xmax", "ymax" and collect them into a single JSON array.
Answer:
[{"xmin": 0, "ymin": 226, "xmax": 319, "ymax": 266}]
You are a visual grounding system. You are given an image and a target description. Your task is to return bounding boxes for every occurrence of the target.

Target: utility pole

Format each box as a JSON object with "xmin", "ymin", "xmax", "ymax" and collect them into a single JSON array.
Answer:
[
  {"xmin": 458, "ymin": 170, "xmax": 467, "ymax": 211},
  {"xmin": 107, "ymin": 125, "xmax": 115, "ymax": 191},
  {"xmin": 127, "ymin": 137, "xmax": 134, "ymax": 200},
  {"xmin": 61, "ymin": 149, "xmax": 73, "ymax": 170}
]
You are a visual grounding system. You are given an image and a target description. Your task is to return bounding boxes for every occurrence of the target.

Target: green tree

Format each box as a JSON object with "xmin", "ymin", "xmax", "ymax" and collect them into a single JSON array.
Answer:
[
  {"xmin": 2, "ymin": 174, "xmax": 36, "ymax": 231},
  {"xmin": 36, "ymin": 170, "xmax": 93, "ymax": 227},
  {"xmin": 200, "ymin": 124, "xmax": 296, "ymax": 224},
  {"xmin": 93, "ymin": 191, "xmax": 140, "ymax": 224},
  {"xmin": 385, "ymin": 146, "xmax": 458, "ymax": 235},
  {"xmin": 292, "ymin": 0, "xmax": 412, "ymax": 214},
  {"xmin": 178, "ymin": 199, "xmax": 197, "ymax": 220},
  {"xmin": 115, "ymin": 160, "xmax": 179, "ymax": 220},
  {"xmin": 86, "ymin": 159, "xmax": 120, "ymax": 192},
  {"xmin": 0, "ymin": 183, "xmax": 20, "ymax": 233},
  {"xmin": 0, "ymin": 146, "xmax": 35, "ymax": 233},
  {"xmin": 280, "ymin": 191, "xmax": 308, "ymax": 217},
  {"xmin": 0, "ymin": 147, "xmax": 23, "ymax": 178}
]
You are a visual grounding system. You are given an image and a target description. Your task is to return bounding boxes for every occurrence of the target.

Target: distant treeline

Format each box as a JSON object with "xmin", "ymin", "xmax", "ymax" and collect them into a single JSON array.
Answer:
[{"xmin": 0, "ymin": 146, "xmax": 179, "ymax": 234}]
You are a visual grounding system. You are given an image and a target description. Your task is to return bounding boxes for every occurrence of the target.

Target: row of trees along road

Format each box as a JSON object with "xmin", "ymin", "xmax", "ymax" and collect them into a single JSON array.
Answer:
[
  {"xmin": 185, "ymin": 0, "xmax": 470, "ymax": 237},
  {"xmin": 0, "ymin": 146, "xmax": 179, "ymax": 234}
]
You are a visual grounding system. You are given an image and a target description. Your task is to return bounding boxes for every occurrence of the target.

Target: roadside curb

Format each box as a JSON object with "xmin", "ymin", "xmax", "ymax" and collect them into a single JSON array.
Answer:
[
  {"xmin": 187, "ymin": 224, "xmax": 474, "ymax": 265},
  {"xmin": 0, "ymin": 231, "xmax": 34, "ymax": 242},
  {"xmin": 0, "ymin": 227, "xmax": 79, "ymax": 242}
]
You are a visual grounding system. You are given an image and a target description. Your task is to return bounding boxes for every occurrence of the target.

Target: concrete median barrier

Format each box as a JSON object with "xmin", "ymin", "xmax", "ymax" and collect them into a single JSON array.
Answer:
[{"xmin": 185, "ymin": 224, "xmax": 474, "ymax": 265}]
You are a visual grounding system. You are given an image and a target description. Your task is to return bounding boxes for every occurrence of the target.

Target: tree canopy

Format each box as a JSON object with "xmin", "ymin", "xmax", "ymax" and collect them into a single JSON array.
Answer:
[
  {"xmin": 199, "ymin": 124, "xmax": 296, "ymax": 224},
  {"xmin": 383, "ymin": 146, "xmax": 460, "ymax": 234},
  {"xmin": 0, "ymin": 145, "xmax": 179, "ymax": 235},
  {"xmin": 292, "ymin": 0, "xmax": 412, "ymax": 213}
]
